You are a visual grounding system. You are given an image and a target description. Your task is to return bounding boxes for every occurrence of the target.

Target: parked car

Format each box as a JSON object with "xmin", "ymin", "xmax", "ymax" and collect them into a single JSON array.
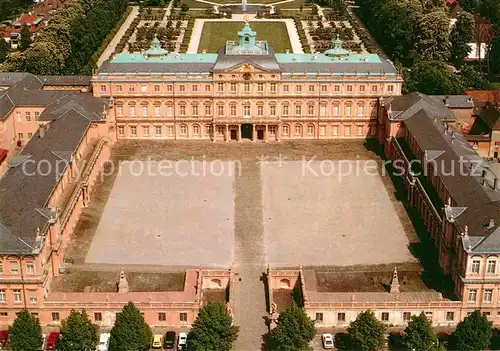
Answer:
[
  {"xmin": 164, "ymin": 331, "xmax": 176, "ymax": 349},
  {"xmin": 322, "ymin": 333, "xmax": 335, "ymax": 349},
  {"xmin": 177, "ymin": 332, "xmax": 187, "ymax": 350},
  {"xmin": 38, "ymin": 334, "xmax": 47, "ymax": 351},
  {"xmin": 0, "ymin": 330, "xmax": 7, "ymax": 348},
  {"xmin": 152, "ymin": 334, "xmax": 163, "ymax": 349},
  {"xmin": 46, "ymin": 332, "xmax": 60, "ymax": 350},
  {"xmin": 97, "ymin": 332, "xmax": 110, "ymax": 351}
]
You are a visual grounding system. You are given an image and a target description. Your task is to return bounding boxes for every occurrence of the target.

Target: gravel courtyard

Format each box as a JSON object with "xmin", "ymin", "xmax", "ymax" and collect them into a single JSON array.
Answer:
[
  {"xmin": 262, "ymin": 161, "xmax": 416, "ymax": 266},
  {"xmin": 85, "ymin": 160, "xmax": 235, "ymax": 267}
]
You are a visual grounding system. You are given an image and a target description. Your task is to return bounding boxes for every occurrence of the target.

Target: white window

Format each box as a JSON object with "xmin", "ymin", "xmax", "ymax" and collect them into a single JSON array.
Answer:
[
  {"xmin": 155, "ymin": 126, "xmax": 162, "ymax": 136},
  {"xmin": 218, "ymin": 83, "xmax": 224, "ymax": 92},
  {"xmin": 10, "ymin": 262, "xmax": 19, "ymax": 275},
  {"xmin": 142, "ymin": 106, "xmax": 148, "ymax": 117},
  {"xmin": 179, "ymin": 85, "xmax": 185, "ymax": 92},
  {"xmin": 471, "ymin": 260, "xmax": 480, "ymax": 274},
  {"xmin": 140, "ymin": 85, "xmax": 147, "ymax": 93},
  {"xmin": 34, "ymin": 111, "xmax": 40, "ymax": 120},
  {"xmin": 258, "ymin": 83, "xmax": 264, "ymax": 92},
  {"xmin": 359, "ymin": 85, "xmax": 365, "ymax": 92},
  {"xmin": 192, "ymin": 85, "xmax": 198, "ymax": 92},
  {"xmin": 269, "ymin": 126, "xmax": 276, "ymax": 136},
  {"xmin": 243, "ymin": 105, "xmax": 250, "ymax": 116},
  {"xmin": 282, "ymin": 105, "xmax": 289, "ymax": 116},
  {"xmin": 270, "ymin": 105, "xmax": 276, "ymax": 116},
  {"xmin": 346, "ymin": 85, "xmax": 353, "ymax": 92},
  {"xmin": 218, "ymin": 105, "xmax": 224, "ymax": 116},
  {"xmin": 116, "ymin": 85, "xmax": 122, "ymax": 92},
  {"xmin": 344, "ymin": 126, "xmax": 351, "ymax": 136},
  {"xmin": 25, "ymin": 112, "xmax": 31, "ymax": 122},
  {"xmin": 154, "ymin": 106, "xmax": 160, "ymax": 117},
  {"xmin": 333, "ymin": 104, "xmax": 339, "ymax": 116},
  {"xmin": 295, "ymin": 125, "xmax": 301, "ymax": 136},
  {"xmin": 205, "ymin": 85, "xmax": 211, "ymax": 92},
  {"xmin": 192, "ymin": 105, "xmax": 198, "ymax": 116},
  {"xmin": 446, "ymin": 312, "xmax": 454, "ymax": 321},
  {"xmin": 321, "ymin": 85, "xmax": 327, "ymax": 92},
  {"xmin": 403, "ymin": 312, "xmax": 411, "ymax": 322},
  {"xmin": 283, "ymin": 85, "xmax": 289, "ymax": 92},
  {"xmin": 118, "ymin": 126, "xmax": 124, "ymax": 136},
  {"xmin": 257, "ymin": 105, "xmax": 263, "ymax": 116},
  {"xmin": 205, "ymin": 105, "xmax": 211, "ymax": 116},
  {"xmin": 332, "ymin": 126, "xmax": 339, "ymax": 136},
  {"xmin": 26, "ymin": 262, "xmax": 35, "ymax": 275},
  {"xmin": 180, "ymin": 106, "xmax": 186, "ymax": 116},
  {"xmin": 296, "ymin": 85, "xmax": 302, "ymax": 92},
  {"xmin": 357, "ymin": 126, "xmax": 364, "ymax": 136},
  {"xmin": 231, "ymin": 83, "xmax": 236, "ymax": 92},
  {"xmin": 143, "ymin": 126, "xmax": 149, "ymax": 136},
  {"xmin": 320, "ymin": 126, "xmax": 326, "ymax": 136},
  {"xmin": 29, "ymin": 291, "xmax": 37, "ymax": 304},
  {"xmin": 100, "ymin": 85, "xmax": 106, "ymax": 93},
  {"xmin": 167, "ymin": 126, "xmax": 174, "ymax": 136},
  {"xmin": 230, "ymin": 105, "xmax": 236, "ymax": 116},
  {"xmin": 167, "ymin": 85, "xmax": 173, "ymax": 92},
  {"xmin": 205, "ymin": 125, "xmax": 212, "ymax": 136},
  {"xmin": 270, "ymin": 83, "xmax": 276, "ymax": 92},
  {"xmin": 320, "ymin": 104, "xmax": 327, "ymax": 116},
  {"xmin": 13, "ymin": 290, "xmax": 21, "ymax": 303},
  {"xmin": 28, "ymin": 133, "xmax": 32, "ymax": 138},
  {"xmin": 469, "ymin": 289, "xmax": 477, "ymax": 302},
  {"xmin": 16, "ymin": 111, "xmax": 21, "ymax": 122},
  {"xmin": 154, "ymin": 85, "xmax": 160, "ymax": 92},
  {"xmin": 244, "ymin": 83, "xmax": 250, "ymax": 92},
  {"xmin": 484, "ymin": 289, "xmax": 493, "ymax": 303},
  {"xmin": 308, "ymin": 105, "xmax": 314, "ymax": 115},
  {"xmin": 180, "ymin": 125, "xmax": 187, "ymax": 136},
  {"xmin": 117, "ymin": 106, "xmax": 123, "ymax": 116},
  {"xmin": 282, "ymin": 125, "xmax": 289, "ymax": 136},
  {"xmin": 0, "ymin": 290, "xmax": 5, "ymax": 303},
  {"xmin": 307, "ymin": 125, "xmax": 314, "ymax": 135},
  {"xmin": 487, "ymin": 260, "xmax": 496, "ymax": 274},
  {"xmin": 167, "ymin": 106, "xmax": 173, "ymax": 117},
  {"xmin": 387, "ymin": 85, "xmax": 394, "ymax": 93},
  {"xmin": 193, "ymin": 125, "xmax": 200, "ymax": 136},
  {"xmin": 129, "ymin": 106, "xmax": 136, "ymax": 117},
  {"xmin": 309, "ymin": 85, "xmax": 315, "ymax": 92},
  {"xmin": 0, "ymin": 263, "xmax": 2, "ymax": 274},
  {"xmin": 345, "ymin": 105, "xmax": 352, "ymax": 116},
  {"xmin": 130, "ymin": 126, "xmax": 137, "ymax": 136},
  {"xmin": 295, "ymin": 105, "xmax": 301, "ymax": 116},
  {"xmin": 334, "ymin": 85, "xmax": 340, "ymax": 92},
  {"xmin": 358, "ymin": 105, "xmax": 365, "ymax": 116},
  {"xmin": 315, "ymin": 313, "xmax": 323, "ymax": 322},
  {"xmin": 370, "ymin": 126, "xmax": 377, "ymax": 136}
]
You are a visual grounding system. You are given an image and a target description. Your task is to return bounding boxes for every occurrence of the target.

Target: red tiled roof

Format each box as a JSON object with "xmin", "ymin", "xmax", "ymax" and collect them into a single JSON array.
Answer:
[
  {"xmin": 445, "ymin": 0, "xmax": 457, "ymax": 6},
  {"xmin": 2, "ymin": 14, "xmax": 45, "ymax": 38}
]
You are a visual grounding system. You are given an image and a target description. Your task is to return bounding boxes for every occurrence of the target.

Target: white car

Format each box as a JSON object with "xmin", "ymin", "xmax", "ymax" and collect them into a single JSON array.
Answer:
[
  {"xmin": 178, "ymin": 332, "xmax": 188, "ymax": 350},
  {"xmin": 322, "ymin": 333, "xmax": 335, "ymax": 349},
  {"xmin": 97, "ymin": 333, "xmax": 110, "ymax": 351}
]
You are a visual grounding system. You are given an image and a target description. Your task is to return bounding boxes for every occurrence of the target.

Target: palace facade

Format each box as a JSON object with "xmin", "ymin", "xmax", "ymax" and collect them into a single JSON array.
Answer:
[{"xmin": 92, "ymin": 24, "xmax": 402, "ymax": 143}]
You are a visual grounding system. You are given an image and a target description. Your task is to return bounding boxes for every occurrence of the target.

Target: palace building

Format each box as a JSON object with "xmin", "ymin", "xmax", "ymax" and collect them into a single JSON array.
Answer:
[{"xmin": 92, "ymin": 23, "xmax": 402, "ymax": 142}]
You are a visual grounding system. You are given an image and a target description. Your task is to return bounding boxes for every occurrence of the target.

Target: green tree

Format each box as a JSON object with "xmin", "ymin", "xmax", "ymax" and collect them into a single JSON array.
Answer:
[
  {"xmin": 180, "ymin": 3, "xmax": 189, "ymax": 12},
  {"xmin": 402, "ymin": 312, "xmax": 438, "ymax": 351},
  {"xmin": 347, "ymin": 310, "xmax": 385, "ymax": 351},
  {"xmin": 187, "ymin": 301, "xmax": 239, "ymax": 351},
  {"xmin": 109, "ymin": 302, "xmax": 152, "ymax": 351},
  {"xmin": 450, "ymin": 310, "xmax": 492, "ymax": 350},
  {"xmin": 450, "ymin": 11, "xmax": 475, "ymax": 67},
  {"xmin": 404, "ymin": 60, "xmax": 464, "ymax": 95},
  {"xmin": 460, "ymin": 64, "xmax": 492, "ymax": 89},
  {"xmin": 9, "ymin": 310, "xmax": 43, "ymax": 351},
  {"xmin": 268, "ymin": 301, "xmax": 316, "ymax": 351},
  {"xmin": 414, "ymin": 9, "xmax": 451, "ymax": 61},
  {"xmin": 57, "ymin": 309, "xmax": 99, "ymax": 351},
  {"xmin": 19, "ymin": 24, "xmax": 31, "ymax": 50},
  {"xmin": 0, "ymin": 38, "xmax": 8, "ymax": 63}
]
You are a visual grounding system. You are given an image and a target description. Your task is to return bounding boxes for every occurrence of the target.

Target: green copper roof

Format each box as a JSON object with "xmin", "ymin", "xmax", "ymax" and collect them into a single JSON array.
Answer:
[
  {"xmin": 111, "ymin": 52, "xmax": 218, "ymax": 64},
  {"xmin": 324, "ymin": 35, "xmax": 350, "ymax": 56},
  {"xmin": 275, "ymin": 53, "xmax": 383, "ymax": 64},
  {"xmin": 238, "ymin": 23, "xmax": 256, "ymax": 37},
  {"xmin": 144, "ymin": 36, "xmax": 169, "ymax": 57}
]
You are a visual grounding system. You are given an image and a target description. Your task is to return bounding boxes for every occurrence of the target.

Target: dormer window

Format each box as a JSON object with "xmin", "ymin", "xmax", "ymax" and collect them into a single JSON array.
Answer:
[{"xmin": 244, "ymin": 36, "xmax": 250, "ymax": 43}]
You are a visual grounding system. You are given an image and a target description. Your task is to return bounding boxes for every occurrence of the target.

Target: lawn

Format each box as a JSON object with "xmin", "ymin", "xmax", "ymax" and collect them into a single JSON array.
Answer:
[
  {"xmin": 274, "ymin": 0, "xmax": 311, "ymax": 9},
  {"xmin": 197, "ymin": 21, "xmax": 292, "ymax": 53}
]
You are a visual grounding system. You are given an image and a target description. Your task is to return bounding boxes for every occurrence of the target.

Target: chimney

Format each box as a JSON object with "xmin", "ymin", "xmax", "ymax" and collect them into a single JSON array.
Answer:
[
  {"xmin": 118, "ymin": 270, "xmax": 129, "ymax": 294},
  {"xmin": 390, "ymin": 267, "xmax": 400, "ymax": 294},
  {"xmin": 494, "ymin": 178, "xmax": 498, "ymax": 190},
  {"xmin": 488, "ymin": 218, "xmax": 496, "ymax": 229},
  {"xmin": 39, "ymin": 124, "xmax": 45, "ymax": 138}
]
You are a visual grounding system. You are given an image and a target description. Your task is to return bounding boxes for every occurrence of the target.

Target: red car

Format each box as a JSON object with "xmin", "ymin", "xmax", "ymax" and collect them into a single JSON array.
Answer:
[
  {"xmin": 0, "ymin": 330, "xmax": 7, "ymax": 348},
  {"xmin": 46, "ymin": 332, "xmax": 59, "ymax": 350}
]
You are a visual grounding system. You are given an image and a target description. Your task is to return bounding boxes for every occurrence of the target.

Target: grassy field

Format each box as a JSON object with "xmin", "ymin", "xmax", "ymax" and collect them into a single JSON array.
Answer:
[
  {"xmin": 274, "ymin": 0, "xmax": 311, "ymax": 9},
  {"xmin": 180, "ymin": 0, "xmax": 213, "ymax": 8},
  {"xmin": 197, "ymin": 21, "xmax": 292, "ymax": 53}
]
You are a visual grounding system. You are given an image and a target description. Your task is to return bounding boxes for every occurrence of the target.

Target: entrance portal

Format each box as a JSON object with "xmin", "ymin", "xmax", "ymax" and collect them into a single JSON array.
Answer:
[
  {"xmin": 230, "ymin": 129, "xmax": 237, "ymax": 140},
  {"xmin": 241, "ymin": 124, "xmax": 252, "ymax": 139},
  {"xmin": 257, "ymin": 129, "xmax": 264, "ymax": 140}
]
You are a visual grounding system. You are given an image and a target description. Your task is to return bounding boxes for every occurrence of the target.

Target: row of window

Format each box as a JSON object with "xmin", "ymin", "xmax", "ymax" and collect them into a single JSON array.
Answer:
[
  {"xmin": 314, "ymin": 311, "xmax": 455, "ymax": 323},
  {"xmin": 117, "ymin": 124, "xmax": 376, "ymax": 138},
  {"xmin": 14, "ymin": 111, "xmax": 40, "ymax": 123},
  {"xmin": 100, "ymin": 83, "xmax": 395, "ymax": 95},
  {"xmin": 470, "ymin": 259, "xmax": 497, "ymax": 274},
  {"xmin": 16, "ymin": 132, "xmax": 33, "ymax": 141},
  {"xmin": 468, "ymin": 288, "xmax": 497, "ymax": 303},
  {"xmin": 116, "ymin": 103, "xmax": 374, "ymax": 118},
  {"xmin": 0, "ymin": 289, "xmax": 37, "ymax": 304},
  {"xmin": 50, "ymin": 311, "xmax": 188, "ymax": 323},
  {"xmin": 0, "ymin": 261, "xmax": 36, "ymax": 275}
]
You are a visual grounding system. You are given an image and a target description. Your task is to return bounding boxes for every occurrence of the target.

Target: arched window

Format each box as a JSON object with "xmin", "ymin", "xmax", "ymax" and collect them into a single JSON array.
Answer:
[
  {"xmin": 294, "ymin": 102, "xmax": 302, "ymax": 116},
  {"xmin": 279, "ymin": 279, "xmax": 291, "ymax": 288},
  {"xmin": 192, "ymin": 124, "xmax": 200, "ymax": 136},
  {"xmin": 294, "ymin": 124, "xmax": 302, "ymax": 136},
  {"xmin": 344, "ymin": 101, "xmax": 353, "ymax": 116},
  {"xmin": 282, "ymin": 102, "xmax": 290, "ymax": 116},
  {"xmin": 487, "ymin": 255, "xmax": 498, "ymax": 274},
  {"xmin": 179, "ymin": 124, "xmax": 188, "ymax": 136},
  {"xmin": 282, "ymin": 124, "xmax": 290, "ymax": 136},
  {"xmin": 357, "ymin": 103, "xmax": 365, "ymax": 117},
  {"xmin": 307, "ymin": 124, "xmax": 314, "ymax": 136}
]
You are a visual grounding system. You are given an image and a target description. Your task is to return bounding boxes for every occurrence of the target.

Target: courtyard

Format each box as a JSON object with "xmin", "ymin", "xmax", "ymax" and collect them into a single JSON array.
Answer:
[
  {"xmin": 65, "ymin": 140, "xmax": 418, "ymax": 270},
  {"xmin": 197, "ymin": 21, "xmax": 293, "ymax": 53}
]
